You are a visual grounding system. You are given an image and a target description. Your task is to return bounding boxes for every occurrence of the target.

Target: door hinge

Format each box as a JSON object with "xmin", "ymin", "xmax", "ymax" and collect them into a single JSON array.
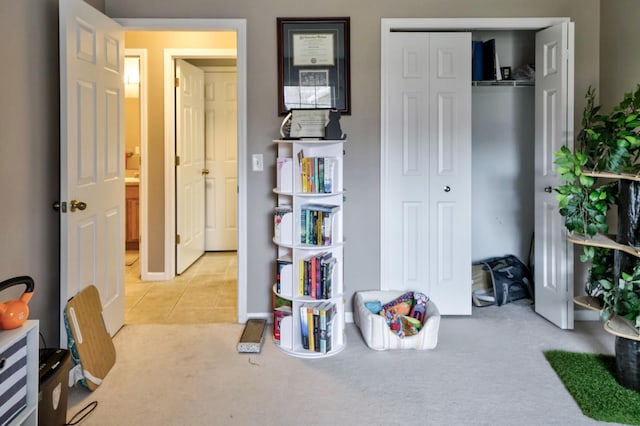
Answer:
[
  {"xmin": 176, "ymin": 234, "xmax": 181, "ymax": 245},
  {"xmin": 175, "ymin": 77, "xmax": 180, "ymax": 88},
  {"xmin": 175, "ymin": 156, "xmax": 180, "ymax": 166}
]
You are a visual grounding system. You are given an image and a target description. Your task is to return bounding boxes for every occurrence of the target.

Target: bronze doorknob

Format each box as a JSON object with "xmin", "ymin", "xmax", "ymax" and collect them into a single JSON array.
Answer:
[{"xmin": 70, "ymin": 199, "xmax": 87, "ymax": 212}]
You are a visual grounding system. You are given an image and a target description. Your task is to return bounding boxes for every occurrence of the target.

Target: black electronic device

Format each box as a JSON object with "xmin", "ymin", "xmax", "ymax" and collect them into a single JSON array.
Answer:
[{"xmin": 38, "ymin": 348, "xmax": 70, "ymax": 426}]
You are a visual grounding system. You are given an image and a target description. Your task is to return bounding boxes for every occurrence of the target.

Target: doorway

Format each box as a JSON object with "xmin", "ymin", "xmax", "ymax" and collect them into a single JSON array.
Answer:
[
  {"xmin": 125, "ymin": 39, "xmax": 238, "ymax": 323},
  {"xmin": 123, "ymin": 38, "xmax": 240, "ymax": 323},
  {"xmin": 118, "ymin": 18, "xmax": 248, "ymax": 324}
]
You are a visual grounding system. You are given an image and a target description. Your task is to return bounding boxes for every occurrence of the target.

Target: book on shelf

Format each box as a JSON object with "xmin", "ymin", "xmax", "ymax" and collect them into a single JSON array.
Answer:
[
  {"xmin": 299, "ymin": 303, "xmax": 309, "ymax": 350},
  {"xmin": 273, "ymin": 295, "xmax": 292, "ymax": 345},
  {"xmin": 276, "ymin": 256, "xmax": 292, "ymax": 294},
  {"xmin": 298, "ymin": 252, "xmax": 336, "ymax": 299},
  {"xmin": 307, "ymin": 304, "xmax": 315, "ymax": 352},
  {"xmin": 472, "ymin": 40, "xmax": 484, "ymax": 81},
  {"xmin": 300, "ymin": 204, "xmax": 340, "ymax": 246},
  {"xmin": 297, "ymin": 301, "xmax": 337, "ymax": 353},
  {"xmin": 299, "ymin": 259, "xmax": 305, "ymax": 296},
  {"xmin": 321, "ymin": 255, "xmax": 336, "ymax": 299},
  {"xmin": 276, "ymin": 157, "xmax": 293, "ymax": 192},
  {"xmin": 297, "ymin": 154, "xmax": 338, "ymax": 194},
  {"xmin": 274, "ymin": 206, "xmax": 292, "ymax": 244},
  {"xmin": 312, "ymin": 303, "xmax": 321, "ymax": 352},
  {"xmin": 318, "ymin": 301, "xmax": 336, "ymax": 354},
  {"xmin": 310, "ymin": 254, "xmax": 317, "ymax": 299},
  {"xmin": 481, "ymin": 38, "xmax": 502, "ymax": 81}
]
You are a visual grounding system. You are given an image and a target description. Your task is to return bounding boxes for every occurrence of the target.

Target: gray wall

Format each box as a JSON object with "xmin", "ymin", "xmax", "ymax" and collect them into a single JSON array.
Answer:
[
  {"xmin": 1, "ymin": 0, "xmax": 620, "ymax": 343},
  {"xmin": 600, "ymin": 0, "xmax": 640, "ymax": 110},
  {"xmin": 104, "ymin": 0, "xmax": 601, "ymax": 317},
  {"xmin": 0, "ymin": 0, "xmax": 61, "ymax": 346},
  {"xmin": 472, "ymin": 87, "xmax": 535, "ymax": 263}
]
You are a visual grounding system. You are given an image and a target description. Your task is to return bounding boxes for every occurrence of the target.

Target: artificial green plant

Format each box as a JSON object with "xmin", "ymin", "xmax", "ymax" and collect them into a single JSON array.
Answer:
[{"xmin": 555, "ymin": 86, "xmax": 640, "ymax": 330}]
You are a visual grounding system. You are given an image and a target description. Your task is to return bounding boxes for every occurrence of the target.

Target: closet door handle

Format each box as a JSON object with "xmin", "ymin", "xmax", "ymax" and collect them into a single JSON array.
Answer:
[{"xmin": 444, "ymin": 186, "xmax": 451, "ymax": 192}]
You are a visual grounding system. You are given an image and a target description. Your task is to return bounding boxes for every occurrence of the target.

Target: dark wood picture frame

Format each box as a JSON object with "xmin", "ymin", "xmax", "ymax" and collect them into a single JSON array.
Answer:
[{"xmin": 277, "ymin": 17, "xmax": 351, "ymax": 116}]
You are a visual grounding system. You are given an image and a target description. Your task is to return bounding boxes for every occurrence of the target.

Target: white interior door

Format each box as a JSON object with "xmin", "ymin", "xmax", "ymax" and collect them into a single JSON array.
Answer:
[
  {"xmin": 534, "ymin": 22, "xmax": 575, "ymax": 329},
  {"xmin": 204, "ymin": 69, "xmax": 238, "ymax": 251},
  {"xmin": 175, "ymin": 59, "xmax": 206, "ymax": 274},
  {"xmin": 59, "ymin": 0, "xmax": 125, "ymax": 344},
  {"xmin": 381, "ymin": 32, "xmax": 472, "ymax": 315}
]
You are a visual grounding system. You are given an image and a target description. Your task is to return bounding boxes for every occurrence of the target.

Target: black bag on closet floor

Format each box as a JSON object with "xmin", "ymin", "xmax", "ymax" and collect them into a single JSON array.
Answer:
[{"xmin": 472, "ymin": 255, "xmax": 533, "ymax": 307}]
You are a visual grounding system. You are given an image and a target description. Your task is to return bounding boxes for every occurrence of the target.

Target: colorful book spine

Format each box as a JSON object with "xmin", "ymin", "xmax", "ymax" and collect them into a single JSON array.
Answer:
[
  {"xmin": 274, "ymin": 206, "xmax": 291, "ymax": 243},
  {"xmin": 298, "ymin": 252, "xmax": 335, "ymax": 299},
  {"xmin": 276, "ymin": 258, "xmax": 292, "ymax": 293},
  {"xmin": 313, "ymin": 303, "xmax": 321, "ymax": 352},
  {"xmin": 307, "ymin": 305, "xmax": 315, "ymax": 352},
  {"xmin": 298, "ymin": 156, "xmax": 337, "ymax": 194},
  {"xmin": 299, "ymin": 260, "xmax": 304, "ymax": 296},
  {"xmin": 310, "ymin": 255, "xmax": 317, "ymax": 299},
  {"xmin": 300, "ymin": 204, "xmax": 340, "ymax": 246},
  {"xmin": 299, "ymin": 303, "xmax": 309, "ymax": 350},
  {"xmin": 298, "ymin": 301, "xmax": 337, "ymax": 353},
  {"xmin": 324, "ymin": 157, "xmax": 335, "ymax": 193},
  {"xmin": 273, "ymin": 295, "xmax": 292, "ymax": 345},
  {"xmin": 318, "ymin": 302, "xmax": 336, "ymax": 354}
]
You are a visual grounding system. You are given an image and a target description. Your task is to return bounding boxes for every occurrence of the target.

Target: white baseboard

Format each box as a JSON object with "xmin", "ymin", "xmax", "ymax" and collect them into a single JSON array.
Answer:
[
  {"xmin": 246, "ymin": 311, "xmax": 355, "ymax": 324},
  {"xmin": 249, "ymin": 310, "xmax": 596, "ymax": 324},
  {"xmin": 244, "ymin": 312, "xmax": 271, "ymax": 324},
  {"xmin": 141, "ymin": 271, "xmax": 170, "ymax": 281}
]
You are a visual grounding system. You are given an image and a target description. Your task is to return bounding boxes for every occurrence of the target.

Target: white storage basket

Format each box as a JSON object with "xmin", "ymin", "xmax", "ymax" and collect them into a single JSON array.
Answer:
[{"xmin": 353, "ymin": 290, "xmax": 440, "ymax": 350}]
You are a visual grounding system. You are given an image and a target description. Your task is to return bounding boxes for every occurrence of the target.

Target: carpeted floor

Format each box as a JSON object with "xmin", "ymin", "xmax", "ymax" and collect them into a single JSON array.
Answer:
[{"xmin": 67, "ymin": 301, "xmax": 622, "ymax": 426}]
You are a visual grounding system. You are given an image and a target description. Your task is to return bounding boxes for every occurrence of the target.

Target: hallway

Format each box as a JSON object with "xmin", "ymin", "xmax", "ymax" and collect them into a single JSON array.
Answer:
[{"xmin": 125, "ymin": 251, "xmax": 237, "ymax": 324}]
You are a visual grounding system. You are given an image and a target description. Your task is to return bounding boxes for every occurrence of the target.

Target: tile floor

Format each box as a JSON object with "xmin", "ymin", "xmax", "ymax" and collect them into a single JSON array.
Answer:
[{"xmin": 125, "ymin": 251, "xmax": 237, "ymax": 324}]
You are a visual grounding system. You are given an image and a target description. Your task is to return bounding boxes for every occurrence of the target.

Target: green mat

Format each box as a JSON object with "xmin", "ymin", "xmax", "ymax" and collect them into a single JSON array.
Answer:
[{"xmin": 544, "ymin": 350, "xmax": 640, "ymax": 425}]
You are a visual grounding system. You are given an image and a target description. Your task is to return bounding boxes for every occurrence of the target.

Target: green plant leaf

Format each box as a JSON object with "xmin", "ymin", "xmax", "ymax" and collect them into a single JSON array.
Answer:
[
  {"xmin": 579, "ymin": 174, "xmax": 595, "ymax": 187},
  {"xmin": 570, "ymin": 185, "xmax": 583, "ymax": 194},
  {"xmin": 600, "ymin": 279, "xmax": 613, "ymax": 290},
  {"xmin": 616, "ymin": 138, "xmax": 630, "ymax": 148}
]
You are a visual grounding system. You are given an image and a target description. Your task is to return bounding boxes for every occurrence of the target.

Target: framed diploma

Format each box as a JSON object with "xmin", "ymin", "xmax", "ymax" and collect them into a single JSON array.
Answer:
[{"xmin": 277, "ymin": 17, "xmax": 351, "ymax": 116}]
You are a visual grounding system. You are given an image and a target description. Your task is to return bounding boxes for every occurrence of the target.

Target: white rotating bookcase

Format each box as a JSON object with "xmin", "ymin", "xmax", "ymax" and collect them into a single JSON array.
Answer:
[{"xmin": 272, "ymin": 138, "xmax": 346, "ymax": 358}]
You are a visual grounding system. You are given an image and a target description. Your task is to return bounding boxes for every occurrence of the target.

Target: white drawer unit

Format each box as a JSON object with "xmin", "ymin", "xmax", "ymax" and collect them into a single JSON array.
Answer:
[{"xmin": 0, "ymin": 321, "xmax": 38, "ymax": 426}]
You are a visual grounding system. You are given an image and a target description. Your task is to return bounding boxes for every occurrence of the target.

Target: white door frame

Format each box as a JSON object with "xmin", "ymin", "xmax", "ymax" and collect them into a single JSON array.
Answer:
[
  {"xmin": 117, "ymin": 19, "xmax": 248, "ymax": 323},
  {"xmin": 124, "ymin": 48, "xmax": 149, "ymax": 280}
]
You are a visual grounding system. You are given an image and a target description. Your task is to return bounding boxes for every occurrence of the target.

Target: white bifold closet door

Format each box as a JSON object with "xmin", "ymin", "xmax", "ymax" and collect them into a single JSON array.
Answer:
[{"xmin": 381, "ymin": 32, "xmax": 472, "ymax": 315}]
